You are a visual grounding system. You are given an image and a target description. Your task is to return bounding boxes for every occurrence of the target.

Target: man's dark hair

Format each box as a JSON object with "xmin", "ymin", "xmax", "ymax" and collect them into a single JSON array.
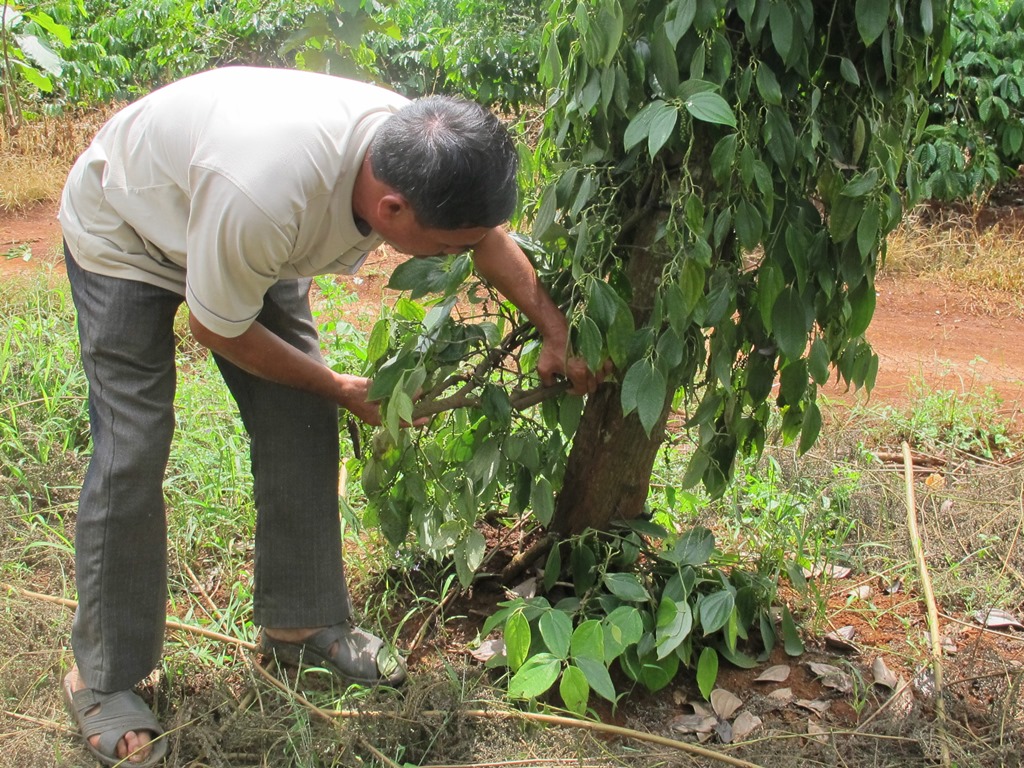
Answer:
[{"xmin": 369, "ymin": 95, "xmax": 518, "ymax": 230}]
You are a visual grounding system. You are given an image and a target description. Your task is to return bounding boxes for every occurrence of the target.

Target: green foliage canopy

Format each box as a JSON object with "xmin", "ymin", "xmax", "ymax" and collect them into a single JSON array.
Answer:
[{"xmin": 528, "ymin": 0, "xmax": 953, "ymax": 497}]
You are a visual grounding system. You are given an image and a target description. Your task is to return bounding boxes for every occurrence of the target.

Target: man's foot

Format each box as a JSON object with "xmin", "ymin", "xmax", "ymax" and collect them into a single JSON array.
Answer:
[
  {"xmin": 63, "ymin": 666, "xmax": 166, "ymax": 766},
  {"xmin": 261, "ymin": 622, "xmax": 407, "ymax": 686}
]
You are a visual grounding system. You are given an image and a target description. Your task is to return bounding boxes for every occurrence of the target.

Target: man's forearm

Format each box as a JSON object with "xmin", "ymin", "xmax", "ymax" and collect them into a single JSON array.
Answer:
[
  {"xmin": 188, "ymin": 313, "xmax": 371, "ymax": 414},
  {"xmin": 471, "ymin": 228, "xmax": 570, "ymax": 345}
]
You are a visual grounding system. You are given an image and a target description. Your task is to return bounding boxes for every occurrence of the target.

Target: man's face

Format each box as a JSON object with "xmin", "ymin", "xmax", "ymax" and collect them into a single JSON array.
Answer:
[{"xmin": 378, "ymin": 217, "xmax": 491, "ymax": 258}]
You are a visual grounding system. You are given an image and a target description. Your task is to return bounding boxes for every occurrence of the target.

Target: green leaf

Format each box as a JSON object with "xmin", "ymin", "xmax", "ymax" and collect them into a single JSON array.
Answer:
[
  {"xmin": 624, "ymin": 100, "xmax": 668, "ymax": 151},
  {"xmin": 839, "ymin": 57, "xmax": 860, "ymax": 86},
  {"xmin": 798, "ymin": 401, "xmax": 822, "ymax": 454},
  {"xmin": 648, "ymin": 102, "xmax": 679, "ymax": 158},
  {"xmin": 857, "ymin": 203, "xmax": 880, "ymax": 258},
  {"xmin": 710, "ymin": 133, "xmax": 738, "ymax": 185},
  {"xmin": 540, "ymin": 610, "xmax": 574, "ymax": 660},
  {"xmin": 12, "ymin": 60, "xmax": 52, "ymax": 92},
  {"xmin": 577, "ymin": 316, "xmax": 603, "ymax": 372},
  {"xmin": 668, "ymin": 525, "xmax": 715, "ymax": 566},
  {"xmin": 855, "ymin": 0, "xmax": 888, "ymax": 45},
  {"xmin": 665, "ymin": 0, "xmax": 697, "ymax": 46},
  {"xmin": 848, "ymin": 280, "xmax": 877, "ymax": 337},
  {"xmin": 603, "ymin": 606, "xmax": 644, "ymax": 661},
  {"xmin": 699, "ymin": 590, "xmax": 735, "ymax": 635},
  {"xmin": 508, "ymin": 653, "xmax": 561, "ymax": 699},
  {"xmin": 531, "ymin": 476, "xmax": 555, "ymax": 527},
  {"xmin": 696, "ymin": 647, "xmax": 719, "ymax": 699},
  {"xmin": 574, "ymin": 656, "xmax": 617, "ymax": 702},
  {"xmin": 656, "ymin": 598, "xmax": 694, "ymax": 659},
  {"xmin": 505, "ymin": 611, "xmax": 531, "ymax": 671},
  {"xmin": 768, "ymin": 3, "xmax": 793, "ymax": 63},
  {"xmin": 808, "ymin": 338, "xmax": 831, "ymax": 384},
  {"xmin": 684, "ymin": 91, "xmax": 736, "ymax": 127},
  {"xmin": 587, "ymin": 278, "xmax": 620, "ymax": 331},
  {"xmin": 755, "ymin": 64, "xmax": 782, "ymax": 106},
  {"xmin": 559, "ymin": 665, "xmax": 591, "ymax": 714},
  {"xmin": 571, "ymin": 619, "xmax": 606, "ymax": 662},
  {"xmin": 771, "ymin": 286, "xmax": 808, "ymax": 360},
  {"xmin": 365, "ymin": 318, "xmax": 391, "ymax": 364},
  {"xmin": 533, "ymin": 184, "xmax": 558, "ymax": 241},
  {"xmin": 602, "ymin": 573, "xmax": 651, "ymax": 603},
  {"xmin": 781, "ymin": 605, "xmax": 805, "ymax": 656}
]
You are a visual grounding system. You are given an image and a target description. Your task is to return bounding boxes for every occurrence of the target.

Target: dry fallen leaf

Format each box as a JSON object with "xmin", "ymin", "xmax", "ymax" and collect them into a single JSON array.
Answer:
[
  {"xmin": 796, "ymin": 698, "xmax": 832, "ymax": 715},
  {"xmin": 469, "ymin": 638, "xmax": 504, "ymax": 663},
  {"xmin": 924, "ymin": 473, "xmax": 945, "ymax": 489},
  {"xmin": 767, "ymin": 687, "xmax": 794, "ymax": 702},
  {"xmin": 824, "ymin": 625, "xmax": 858, "ymax": 652},
  {"xmin": 803, "ymin": 562, "xmax": 852, "ymax": 579},
  {"xmin": 669, "ymin": 714, "xmax": 718, "ymax": 734},
  {"xmin": 806, "ymin": 721, "xmax": 830, "ymax": 744},
  {"xmin": 754, "ymin": 664, "xmax": 792, "ymax": 683},
  {"xmin": 690, "ymin": 701, "xmax": 714, "ymax": 718},
  {"xmin": 509, "ymin": 577, "xmax": 537, "ymax": 599},
  {"xmin": 848, "ymin": 584, "xmax": 872, "ymax": 601},
  {"xmin": 872, "ymin": 657, "xmax": 898, "ymax": 689},
  {"xmin": 973, "ymin": 608, "xmax": 1024, "ymax": 630},
  {"xmin": 715, "ymin": 719, "xmax": 734, "ymax": 744},
  {"xmin": 808, "ymin": 662, "xmax": 853, "ymax": 693},
  {"xmin": 731, "ymin": 711, "xmax": 763, "ymax": 741},
  {"xmin": 711, "ymin": 689, "xmax": 743, "ymax": 720}
]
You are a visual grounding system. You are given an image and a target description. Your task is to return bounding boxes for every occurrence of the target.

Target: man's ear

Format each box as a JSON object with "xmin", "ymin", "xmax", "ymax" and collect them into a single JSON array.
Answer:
[{"xmin": 377, "ymin": 192, "xmax": 411, "ymax": 222}]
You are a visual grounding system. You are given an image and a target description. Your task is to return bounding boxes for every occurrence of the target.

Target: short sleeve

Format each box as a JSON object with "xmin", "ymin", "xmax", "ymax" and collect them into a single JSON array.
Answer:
[{"xmin": 184, "ymin": 168, "xmax": 295, "ymax": 338}]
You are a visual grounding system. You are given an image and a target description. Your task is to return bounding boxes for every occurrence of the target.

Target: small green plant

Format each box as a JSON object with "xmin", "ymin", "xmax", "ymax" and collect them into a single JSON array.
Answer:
[
  {"xmin": 870, "ymin": 380, "xmax": 1018, "ymax": 459},
  {"xmin": 483, "ymin": 523, "xmax": 789, "ymax": 714}
]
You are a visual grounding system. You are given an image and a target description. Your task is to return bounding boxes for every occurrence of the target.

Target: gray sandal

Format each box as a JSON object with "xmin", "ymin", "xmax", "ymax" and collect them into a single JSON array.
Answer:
[
  {"xmin": 63, "ymin": 674, "xmax": 168, "ymax": 767},
  {"xmin": 259, "ymin": 622, "xmax": 407, "ymax": 686}
]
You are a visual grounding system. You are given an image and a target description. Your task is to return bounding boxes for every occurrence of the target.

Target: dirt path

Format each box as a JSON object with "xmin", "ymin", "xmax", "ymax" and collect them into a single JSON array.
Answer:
[{"xmin": 6, "ymin": 201, "xmax": 1024, "ymax": 418}]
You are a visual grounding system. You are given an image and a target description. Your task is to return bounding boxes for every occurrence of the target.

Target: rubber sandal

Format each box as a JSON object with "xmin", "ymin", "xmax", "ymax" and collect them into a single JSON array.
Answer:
[
  {"xmin": 62, "ymin": 673, "xmax": 168, "ymax": 767},
  {"xmin": 259, "ymin": 622, "xmax": 407, "ymax": 687}
]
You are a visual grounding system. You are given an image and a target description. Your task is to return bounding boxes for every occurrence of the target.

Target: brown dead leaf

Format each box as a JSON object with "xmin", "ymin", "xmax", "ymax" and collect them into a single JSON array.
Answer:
[
  {"xmin": 754, "ymin": 664, "xmax": 791, "ymax": 683},
  {"xmin": 469, "ymin": 638, "xmax": 504, "ymax": 663},
  {"xmin": 824, "ymin": 625, "xmax": 858, "ymax": 652},
  {"xmin": 731, "ymin": 711, "xmax": 763, "ymax": 741},
  {"xmin": 806, "ymin": 721, "xmax": 830, "ymax": 744},
  {"xmin": 848, "ymin": 584, "xmax": 872, "ymax": 601},
  {"xmin": 767, "ymin": 687, "xmax": 794, "ymax": 702},
  {"xmin": 710, "ymin": 689, "xmax": 743, "ymax": 720},
  {"xmin": 973, "ymin": 608, "xmax": 1024, "ymax": 629},
  {"xmin": 796, "ymin": 698, "xmax": 832, "ymax": 715},
  {"xmin": 669, "ymin": 714, "xmax": 718, "ymax": 735},
  {"xmin": 872, "ymin": 657, "xmax": 898, "ymax": 689},
  {"xmin": 808, "ymin": 662, "xmax": 853, "ymax": 693}
]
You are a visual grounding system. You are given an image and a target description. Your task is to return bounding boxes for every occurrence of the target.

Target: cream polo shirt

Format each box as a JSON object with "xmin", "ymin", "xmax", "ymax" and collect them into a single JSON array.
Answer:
[{"xmin": 59, "ymin": 66, "xmax": 409, "ymax": 338}]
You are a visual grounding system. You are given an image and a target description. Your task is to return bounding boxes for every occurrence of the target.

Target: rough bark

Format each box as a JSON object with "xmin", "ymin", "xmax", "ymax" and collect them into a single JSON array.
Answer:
[{"xmin": 551, "ymin": 205, "xmax": 677, "ymax": 535}]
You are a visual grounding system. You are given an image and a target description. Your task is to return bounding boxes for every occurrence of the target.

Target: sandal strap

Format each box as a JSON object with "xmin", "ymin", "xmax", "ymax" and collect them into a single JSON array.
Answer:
[
  {"xmin": 261, "ymin": 622, "xmax": 406, "ymax": 685},
  {"xmin": 70, "ymin": 687, "xmax": 165, "ymax": 761}
]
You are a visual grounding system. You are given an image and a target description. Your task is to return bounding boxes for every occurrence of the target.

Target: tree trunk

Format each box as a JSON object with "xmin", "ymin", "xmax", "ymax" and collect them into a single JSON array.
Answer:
[
  {"xmin": 551, "ymin": 383, "xmax": 671, "ymax": 535},
  {"xmin": 551, "ymin": 206, "xmax": 676, "ymax": 536}
]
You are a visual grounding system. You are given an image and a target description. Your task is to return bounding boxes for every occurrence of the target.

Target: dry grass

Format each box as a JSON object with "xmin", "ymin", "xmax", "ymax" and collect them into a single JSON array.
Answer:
[
  {"xmin": 0, "ymin": 106, "xmax": 122, "ymax": 212},
  {"xmin": 883, "ymin": 206, "xmax": 1024, "ymax": 314}
]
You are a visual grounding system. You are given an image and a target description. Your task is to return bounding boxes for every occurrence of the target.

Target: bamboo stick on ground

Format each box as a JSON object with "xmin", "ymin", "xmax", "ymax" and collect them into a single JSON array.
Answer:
[{"xmin": 901, "ymin": 441, "xmax": 951, "ymax": 768}]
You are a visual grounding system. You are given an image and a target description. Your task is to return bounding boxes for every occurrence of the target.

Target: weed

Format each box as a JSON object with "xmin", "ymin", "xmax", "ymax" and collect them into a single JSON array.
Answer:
[{"xmin": 860, "ymin": 379, "xmax": 1019, "ymax": 459}]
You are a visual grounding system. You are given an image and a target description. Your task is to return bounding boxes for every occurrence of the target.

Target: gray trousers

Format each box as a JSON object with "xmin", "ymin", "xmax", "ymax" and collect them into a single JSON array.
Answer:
[{"xmin": 64, "ymin": 246, "xmax": 352, "ymax": 692}]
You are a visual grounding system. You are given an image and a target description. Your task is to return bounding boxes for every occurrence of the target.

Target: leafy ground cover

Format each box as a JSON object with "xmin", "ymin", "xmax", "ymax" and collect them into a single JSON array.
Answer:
[{"xmin": 2, "ymin": 202, "xmax": 1024, "ymax": 765}]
